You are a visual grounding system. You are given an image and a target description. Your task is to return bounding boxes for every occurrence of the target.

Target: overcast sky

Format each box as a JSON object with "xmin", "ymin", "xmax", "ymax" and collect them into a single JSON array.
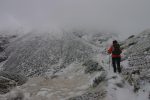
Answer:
[{"xmin": 0, "ymin": 0, "xmax": 150, "ymax": 37}]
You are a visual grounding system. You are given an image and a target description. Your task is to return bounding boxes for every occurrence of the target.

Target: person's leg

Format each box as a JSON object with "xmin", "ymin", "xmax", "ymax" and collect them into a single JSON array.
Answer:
[
  {"xmin": 112, "ymin": 58, "xmax": 116, "ymax": 73},
  {"xmin": 116, "ymin": 57, "xmax": 121, "ymax": 73}
]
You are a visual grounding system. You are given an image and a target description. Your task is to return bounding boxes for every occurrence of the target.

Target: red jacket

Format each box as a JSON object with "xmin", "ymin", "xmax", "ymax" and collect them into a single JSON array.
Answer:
[{"xmin": 108, "ymin": 45, "xmax": 121, "ymax": 58}]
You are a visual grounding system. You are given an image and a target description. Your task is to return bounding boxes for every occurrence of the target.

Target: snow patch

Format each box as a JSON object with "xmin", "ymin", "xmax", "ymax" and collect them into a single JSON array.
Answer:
[{"xmin": 36, "ymin": 91, "xmax": 48, "ymax": 97}]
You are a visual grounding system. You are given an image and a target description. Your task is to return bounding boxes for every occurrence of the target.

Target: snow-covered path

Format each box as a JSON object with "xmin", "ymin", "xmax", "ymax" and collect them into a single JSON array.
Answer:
[
  {"xmin": 15, "ymin": 63, "xmax": 99, "ymax": 100},
  {"xmin": 96, "ymin": 53, "xmax": 149, "ymax": 100}
]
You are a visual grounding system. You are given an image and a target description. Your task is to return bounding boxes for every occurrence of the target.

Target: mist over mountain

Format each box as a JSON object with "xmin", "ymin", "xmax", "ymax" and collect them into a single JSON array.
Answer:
[
  {"xmin": 0, "ymin": 29, "xmax": 149, "ymax": 100},
  {"xmin": 1, "ymin": 0, "xmax": 150, "ymax": 39},
  {"xmin": 0, "ymin": 27, "xmax": 149, "ymax": 100},
  {"xmin": 0, "ymin": 0, "xmax": 150, "ymax": 100}
]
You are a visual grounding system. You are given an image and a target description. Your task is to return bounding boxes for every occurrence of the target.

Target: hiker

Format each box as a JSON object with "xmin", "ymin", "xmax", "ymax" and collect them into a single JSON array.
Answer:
[{"xmin": 108, "ymin": 40, "xmax": 122, "ymax": 73}]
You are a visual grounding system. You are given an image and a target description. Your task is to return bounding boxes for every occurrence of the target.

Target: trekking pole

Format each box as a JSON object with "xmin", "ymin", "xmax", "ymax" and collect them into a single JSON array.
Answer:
[{"xmin": 109, "ymin": 55, "xmax": 111, "ymax": 70}]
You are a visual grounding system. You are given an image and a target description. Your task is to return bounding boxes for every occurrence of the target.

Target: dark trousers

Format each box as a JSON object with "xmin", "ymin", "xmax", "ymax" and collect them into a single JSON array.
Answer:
[{"xmin": 112, "ymin": 57, "xmax": 121, "ymax": 73}]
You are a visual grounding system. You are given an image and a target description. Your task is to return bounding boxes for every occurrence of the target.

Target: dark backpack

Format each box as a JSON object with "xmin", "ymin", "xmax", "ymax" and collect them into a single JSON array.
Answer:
[{"xmin": 112, "ymin": 43, "xmax": 122, "ymax": 55}]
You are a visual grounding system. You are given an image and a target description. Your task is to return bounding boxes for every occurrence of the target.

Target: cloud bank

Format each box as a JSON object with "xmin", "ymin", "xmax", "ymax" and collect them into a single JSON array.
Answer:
[{"xmin": 0, "ymin": 0, "xmax": 150, "ymax": 37}]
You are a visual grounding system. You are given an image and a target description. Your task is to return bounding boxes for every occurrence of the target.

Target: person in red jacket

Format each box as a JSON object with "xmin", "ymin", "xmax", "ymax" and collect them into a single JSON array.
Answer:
[{"xmin": 108, "ymin": 40, "xmax": 122, "ymax": 73}]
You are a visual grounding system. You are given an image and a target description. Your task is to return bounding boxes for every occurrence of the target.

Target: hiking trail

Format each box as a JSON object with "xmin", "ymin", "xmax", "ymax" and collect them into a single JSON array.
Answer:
[{"xmin": 96, "ymin": 53, "xmax": 148, "ymax": 100}]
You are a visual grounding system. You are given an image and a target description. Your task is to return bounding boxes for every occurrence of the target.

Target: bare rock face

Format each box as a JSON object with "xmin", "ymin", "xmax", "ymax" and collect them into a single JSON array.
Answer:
[{"xmin": 0, "ymin": 71, "xmax": 27, "ymax": 94}]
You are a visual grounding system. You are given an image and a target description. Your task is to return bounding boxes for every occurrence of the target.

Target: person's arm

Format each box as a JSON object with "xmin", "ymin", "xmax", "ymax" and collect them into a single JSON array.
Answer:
[{"xmin": 107, "ymin": 46, "xmax": 113, "ymax": 54}]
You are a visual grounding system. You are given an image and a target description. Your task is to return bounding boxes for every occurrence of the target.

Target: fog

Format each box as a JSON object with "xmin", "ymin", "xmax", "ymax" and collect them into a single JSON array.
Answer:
[{"xmin": 0, "ymin": 0, "xmax": 150, "ymax": 38}]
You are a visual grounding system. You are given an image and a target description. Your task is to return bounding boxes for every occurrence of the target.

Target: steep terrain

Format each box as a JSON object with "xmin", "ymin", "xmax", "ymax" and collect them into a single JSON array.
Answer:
[
  {"xmin": 2, "ymin": 32, "xmax": 95, "ymax": 77},
  {"xmin": 0, "ymin": 30, "xmax": 150, "ymax": 100}
]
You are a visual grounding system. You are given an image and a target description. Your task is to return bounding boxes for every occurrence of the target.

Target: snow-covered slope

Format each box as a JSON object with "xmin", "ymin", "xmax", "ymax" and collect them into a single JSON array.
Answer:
[
  {"xmin": 0, "ymin": 31, "xmax": 112, "ymax": 100},
  {"xmin": 121, "ymin": 29, "xmax": 150, "ymax": 56},
  {"xmin": 2, "ymin": 32, "xmax": 96, "ymax": 77},
  {"xmin": 0, "ymin": 29, "xmax": 150, "ymax": 100}
]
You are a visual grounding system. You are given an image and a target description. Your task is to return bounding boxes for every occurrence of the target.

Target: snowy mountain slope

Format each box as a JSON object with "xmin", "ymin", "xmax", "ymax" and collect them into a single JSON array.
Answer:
[
  {"xmin": 98, "ymin": 53, "xmax": 149, "ymax": 100},
  {"xmin": 121, "ymin": 30, "xmax": 150, "ymax": 80},
  {"xmin": 0, "ymin": 29, "xmax": 150, "ymax": 100},
  {"xmin": 2, "ymin": 32, "xmax": 96, "ymax": 77},
  {"xmin": 0, "ymin": 31, "xmax": 114, "ymax": 100},
  {"xmin": 69, "ymin": 29, "xmax": 150, "ymax": 100},
  {"xmin": 121, "ymin": 29, "xmax": 150, "ymax": 56},
  {"xmin": 115, "ymin": 29, "xmax": 150, "ymax": 100}
]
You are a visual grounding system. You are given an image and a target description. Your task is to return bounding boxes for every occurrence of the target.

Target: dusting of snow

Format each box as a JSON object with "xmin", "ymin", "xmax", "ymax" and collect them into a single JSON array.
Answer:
[{"xmin": 1, "ymin": 30, "xmax": 150, "ymax": 100}]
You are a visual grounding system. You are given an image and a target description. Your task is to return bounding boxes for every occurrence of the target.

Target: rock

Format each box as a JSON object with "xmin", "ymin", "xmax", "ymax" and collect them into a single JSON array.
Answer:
[
  {"xmin": 0, "ymin": 71, "xmax": 27, "ymax": 86},
  {"xmin": 0, "ymin": 46, "xmax": 4, "ymax": 52},
  {"xmin": 0, "ymin": 76, "xmax": 16, "ymax": 94},
  {"xmin": 83, "ymin": 60, "xmax": 103, "ymax": 74},
  {"xmin": 115, "ymin": 83, "xmax": 124, "ymax": 88},
  {"xmin": 0, "ymin": 71, "xmax": 27, "ymax": 94},
  {"xmin": 127, "ymin": 35, "xmax": 135, "ymax": 39},
  {"xmin": 92, "ymin": 72, "xmax": 106, "ymax": 87},
  {"xmin": 0, "ymin": 56, "xmax": 7, "ymax": 63},
  {"xmin": 6, "ymin": 89, "xmax": 25, "ymax": 100},
  {"xmin": 131, "ymin": 70, "xmax": 140, "ymax": 75}
]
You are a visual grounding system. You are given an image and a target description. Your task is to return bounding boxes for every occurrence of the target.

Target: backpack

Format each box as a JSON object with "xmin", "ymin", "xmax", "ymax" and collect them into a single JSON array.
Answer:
[{"xmin": 112, "ymin": 43, "xmax": 122, "ymax": 55}]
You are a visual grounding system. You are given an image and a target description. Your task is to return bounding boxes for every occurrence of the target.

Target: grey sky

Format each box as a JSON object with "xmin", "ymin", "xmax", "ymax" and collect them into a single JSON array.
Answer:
[{"xmin": 0, "ymin": 0, "xmax": 150, "ymax": 37}]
